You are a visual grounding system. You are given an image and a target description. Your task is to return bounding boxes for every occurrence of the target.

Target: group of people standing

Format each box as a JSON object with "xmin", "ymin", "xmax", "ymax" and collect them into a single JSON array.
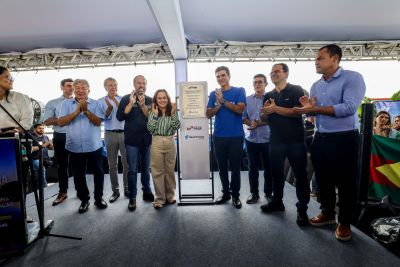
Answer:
[
  {"xmin": 1, "ymin": 43, "xmax": 367, "ymax": 242},
  {"xmin": 207, "ymin": 44, "xmax": 366, "ymax": 242},
  {"xmin": 43, "ymin": 75, "xmax": 180, "ymax": 213}
]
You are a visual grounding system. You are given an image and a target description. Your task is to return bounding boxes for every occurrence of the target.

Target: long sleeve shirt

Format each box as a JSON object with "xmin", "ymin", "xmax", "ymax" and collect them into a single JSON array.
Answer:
[
  {"xmin": 0, "ymin": 91, "xmax": 33, "ymax": 130},
  {"xmin": 147, "ymin": 111, "xmax": 180, "ymax": 136}
]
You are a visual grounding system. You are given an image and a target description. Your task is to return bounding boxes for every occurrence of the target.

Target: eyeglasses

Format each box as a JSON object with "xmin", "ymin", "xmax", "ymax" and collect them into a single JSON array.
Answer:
[
  {"xmin": 253, "ymin": 80, "xmax": 265, "ymax": 84},
  {"xmin": 270, "ymin": 69, "xmax": 283, "ymax": 76},
  {"xmin": 0, "ymin": 74, "xmax": 14, "ymax": 82}
]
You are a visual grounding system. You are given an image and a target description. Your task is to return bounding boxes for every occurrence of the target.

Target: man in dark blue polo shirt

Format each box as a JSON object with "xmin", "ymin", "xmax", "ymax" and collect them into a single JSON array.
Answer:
[
  {"xmin": 117, "ymin": 75, "xmax": 154, "ymax": 212},
  {"xmin": 260, "ymin": 63, "xmax": 310, "ymax": 226}
]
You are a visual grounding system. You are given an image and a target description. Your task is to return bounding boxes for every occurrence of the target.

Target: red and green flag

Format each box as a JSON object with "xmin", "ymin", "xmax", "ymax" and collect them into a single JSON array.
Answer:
[{"xmin": 369, "ymin": 135, "xmax": 400, "ymax": 205}]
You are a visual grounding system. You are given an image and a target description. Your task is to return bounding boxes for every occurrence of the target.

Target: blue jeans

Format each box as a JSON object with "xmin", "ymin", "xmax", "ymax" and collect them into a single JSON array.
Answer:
[
  {"xmin": 125, "ymin": 145, "xmax": 152, "ymax": 199},
  {"xmin": 33, "ymin": 159, "xmax": 47, "ymax": 187},
  {"xmin": 269, "ymin": 142, "xmax": 310, "ymax": 212},
  {"xmin": 245, "ymin": 140, "xmax": 272, "ymax": 196}
]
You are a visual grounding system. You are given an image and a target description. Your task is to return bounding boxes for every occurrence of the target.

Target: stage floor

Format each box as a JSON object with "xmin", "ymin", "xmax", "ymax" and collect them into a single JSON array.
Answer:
[{"xmin": 2, "ymin": 172, "xmax": 399, "ymax": 267}]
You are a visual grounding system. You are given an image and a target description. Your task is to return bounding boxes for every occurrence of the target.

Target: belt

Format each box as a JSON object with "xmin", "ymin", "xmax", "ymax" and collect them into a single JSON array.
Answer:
[
  {"xmin": 105, "ymin": 130, "xmax": 124, "ymax": 133},
  {"xmin": 316, "ymin": 129, "xmax": 358, "ymax": 137}
]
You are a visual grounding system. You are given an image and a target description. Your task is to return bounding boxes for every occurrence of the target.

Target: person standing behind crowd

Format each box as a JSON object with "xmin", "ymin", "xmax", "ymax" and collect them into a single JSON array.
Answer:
[
  {"xmin": 44, "ymin": 78, "xmax": 74, "ymax": 205},
  {"xmin": 31, "ymin": 123, "xmax": 53, "ymax": 187},
  {"xmin": 373, "ymin": 110, "xmax": 399, "ymax": 139},
  {"xmin": 206, "ymin": 66, "xmax": 246, "ymax": 209},
  {"xmin": 242, "ymin": 74, "xmax": 272, "ymax": 204},
  {"xmin": 117, "ymin": 75, "xmax": 154, "ymax": 212},
  {"xmin": 296, "ymin": 44, "xmax": 366, "ymax": 241},
  {"xmin": 394, "ymin": 115, "xmax": 400, "ymax": 130},
  {"xmin": 260, "ymin": 63, "xmax": 310, "ymax": 226},
  {"xmin": 0, "ymin": 66, "xmax": 33, "ymax": 133},
  {"xmin": 58, "ymin": 79, "xmax": 107, "ymax": 214},
  {"xmin": 147, "ymin": 89, "xmax": 180, "ymax": 209},
  {"xmin": 98, "ymin": 78, "xmax": 129, "ymax": 203}
]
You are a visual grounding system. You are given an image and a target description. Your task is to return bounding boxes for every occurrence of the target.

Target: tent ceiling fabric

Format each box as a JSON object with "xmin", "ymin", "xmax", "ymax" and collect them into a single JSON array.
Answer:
[{"xmin": 1, "ymin": 0, "xmax": 400, "ymax": 70}]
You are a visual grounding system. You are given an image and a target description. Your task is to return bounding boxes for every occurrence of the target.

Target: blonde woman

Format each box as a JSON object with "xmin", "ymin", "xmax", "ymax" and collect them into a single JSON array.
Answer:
[{"xmin": 147, "ymin": 89, "xmax": 180, "ymax": 209}]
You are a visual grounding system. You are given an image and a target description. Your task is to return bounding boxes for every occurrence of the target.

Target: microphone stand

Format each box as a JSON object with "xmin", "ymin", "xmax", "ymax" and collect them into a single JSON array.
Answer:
[{"xmin": 0, "ymin": 102, "xmax": 81, "ymax": 245}]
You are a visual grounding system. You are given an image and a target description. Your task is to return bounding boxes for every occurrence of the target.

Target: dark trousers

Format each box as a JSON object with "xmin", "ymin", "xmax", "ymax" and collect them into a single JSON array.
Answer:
[
  {"xmin": 269, "ymin": 142, "xmax": 309, "ymax": 212},
  {"xmin": 213, "ymin": 137, "xmax": 243, "ymax": 198},
  {"xmin": 53, "ymin": 132, "xmax": 69, "ymax": 193},
  {"xmin": 245, "ymin": 140, "xmax": 272, "ymax": 196},
  {"xmin": 69, "ymin": 148, "xmax": 104, "ymax": 202},
  {"xmin": 311, "ymin": 131, "xmax": 359, "ymax": 225}
]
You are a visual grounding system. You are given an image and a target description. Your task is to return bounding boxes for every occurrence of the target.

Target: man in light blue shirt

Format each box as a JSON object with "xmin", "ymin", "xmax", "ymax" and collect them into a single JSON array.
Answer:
[
  {"xmin": 296, "ymin": 44, "xmax": 366, "ymax": 241},
  {"xmin": 59, "ymin": 79, "xmax": 108, "ymax": 214},
  {"xmin": 43, "ymin": 78, "xmax": 73, "ymax": 206},
  {"xmin": 242, "ymin": 74, "xmax": 272, "ymax": 204},
  {"xmin": 98, "ymin": 77, "xmax": 128, "ymax": 203}
]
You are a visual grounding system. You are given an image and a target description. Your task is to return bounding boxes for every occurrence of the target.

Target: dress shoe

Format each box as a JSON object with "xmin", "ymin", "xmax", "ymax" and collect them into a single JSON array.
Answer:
[
  {"xmin": 246, "ymin": 193, "xmax": 260, "ymax": 204},
  {"xmin": 296, "ymin": 211, "xmax": 310, "ymax": 226},
  {"xmin": 143, "ymin": 191, "xmax": 155, "ymax": 202},
  {"xmin": 309, "ymin": 213, "xmax": 336, "ymax": 226},
  {"xmin": 124, "ymin": 190, "xmax": 129, "ymax": 197},
  {"xmin": 214, "ymin": 194, "xmax": 231, "ymax": 204},
  {"xmin": 232, "ymin": 198, "xmax": 242, "ymax": 209},
  {"xmin": 94, "ymin": 199, "xmax": 108, "ymax": 209},
  {"xmin": 52, "ymin": 193, "xmax": 68, "ymax": 206},
  {"xmin": 264, "ymin": 194, "xmax": 272, "ymax": 203},
  {"xmin": 109, "ymin": 192, "xmax": 120, "ymax": 203},
  {"xmin": 335, "ymin": 224, "xmax": 352, "ymax": 241},
  {"xmin": 128, "ymin": 199, "xmax": 136, "ymax": 211},
  {"xmin": 260, "ymin": 201, "xmax": 285, "ymax": 213},
  {"xmin": 79, "ymin": 201, "xmax": 90, "ymax": 214}
]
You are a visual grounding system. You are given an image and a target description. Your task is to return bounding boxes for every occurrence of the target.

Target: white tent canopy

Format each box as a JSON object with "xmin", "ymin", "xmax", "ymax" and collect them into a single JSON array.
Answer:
[{"xmin": 1, "ymin": 0, "xmax": 400, "ymax": 70}]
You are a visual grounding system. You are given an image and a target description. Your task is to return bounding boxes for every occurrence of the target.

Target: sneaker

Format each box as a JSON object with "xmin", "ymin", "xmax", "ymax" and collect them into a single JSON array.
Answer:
[
  {"xmin": 309, "ymin": 213, "xmax": 336, "ymax": 226},
  {"xmin": 296, "ymin": 211, "xmax": 310, "ymax": 226},
  {"xmin": 214, "ymin": 194, "xmax": 231, "ymax": 204},
  {"xmin": 143, "ymin": 191, "xmax": 154, "ymax": 201},
  {"xmin": 260, "ymin": 201, "xmax": 285, "ymax": 213},
  {"xmin": 335, "ymin": 224, "xmax": 352, "ymax": 241},
  {"xmin": 246, "ymin": 193, "xmax": 260, "ymax": 204}
]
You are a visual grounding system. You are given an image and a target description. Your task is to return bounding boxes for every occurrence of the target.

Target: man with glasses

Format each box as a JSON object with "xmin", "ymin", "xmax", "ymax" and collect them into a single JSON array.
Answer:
[
  {"xmin": 295, "ymin": 44, "xmax": 366, "ymax": 241},
  {"xmin": 242, "ymin": 74, "xmax": 272, "ymax": 204},
  {"xmin": 0, "ymin": 66, "xmax": 33, "ymax": 133},
  {"xmin": 260, "ymin": 63, "xmax": 310, "ymax": 226},
  {"xmin": 44, "ymin": 78, "xmax": 74, "ymax": 205}
]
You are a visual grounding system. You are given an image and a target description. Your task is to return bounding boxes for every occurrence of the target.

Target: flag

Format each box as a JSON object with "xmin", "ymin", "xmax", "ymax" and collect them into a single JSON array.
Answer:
[{"xmin": 369, "ymin": 135, "xmax": 400, "ymax": 205}]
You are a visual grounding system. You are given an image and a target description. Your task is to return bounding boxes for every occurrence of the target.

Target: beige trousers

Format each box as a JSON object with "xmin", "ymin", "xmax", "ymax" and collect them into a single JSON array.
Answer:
[{"xmin": 151, "ymin": 136, "xmax": 177, "ymax": 204}]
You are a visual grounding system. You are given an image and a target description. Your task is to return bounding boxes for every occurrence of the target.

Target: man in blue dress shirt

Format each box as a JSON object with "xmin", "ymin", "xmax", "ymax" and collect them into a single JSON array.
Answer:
[
  {"xmin": 296, "ymin": 44, "xmax": 366, "ymax": 241},
  {"xmin": 59, "ymin": 79, "xmax": 108, "ymax": 214},
  {"xmin": 44, "ymin": 78, "xmax": 74, "ymax": 205},
  {"xmin": 242, "ymin": 74, "xmax": 272, "ymax": 204},
  {"xmin": 98, "ymin": 78, "xmax": 129, "ymax": 203}
]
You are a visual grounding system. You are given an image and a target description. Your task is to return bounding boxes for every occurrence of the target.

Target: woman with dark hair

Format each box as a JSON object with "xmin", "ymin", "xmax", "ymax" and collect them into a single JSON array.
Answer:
[
  {"xmin": 147, "ymin": 89, "xmax": 180, "ymax": 209},
  {"xmin": 0, "ymin": 66, "xmax": 33, "ymax": 132},
  {"xmin": 373, "ymin": 110, "xmax": 399, "ymax": 139}
]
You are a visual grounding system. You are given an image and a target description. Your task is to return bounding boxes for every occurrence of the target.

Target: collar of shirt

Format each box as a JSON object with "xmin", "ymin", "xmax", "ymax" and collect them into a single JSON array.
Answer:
[{"xmin": 320, "ymin": 66, "xmax": 343, "ymax": 82}]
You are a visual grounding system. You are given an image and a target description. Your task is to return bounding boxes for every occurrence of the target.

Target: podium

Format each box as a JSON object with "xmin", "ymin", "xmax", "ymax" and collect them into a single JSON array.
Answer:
[{"xmin": 0, "ymin": 135, "xmax": 30, "ymax": 257}]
